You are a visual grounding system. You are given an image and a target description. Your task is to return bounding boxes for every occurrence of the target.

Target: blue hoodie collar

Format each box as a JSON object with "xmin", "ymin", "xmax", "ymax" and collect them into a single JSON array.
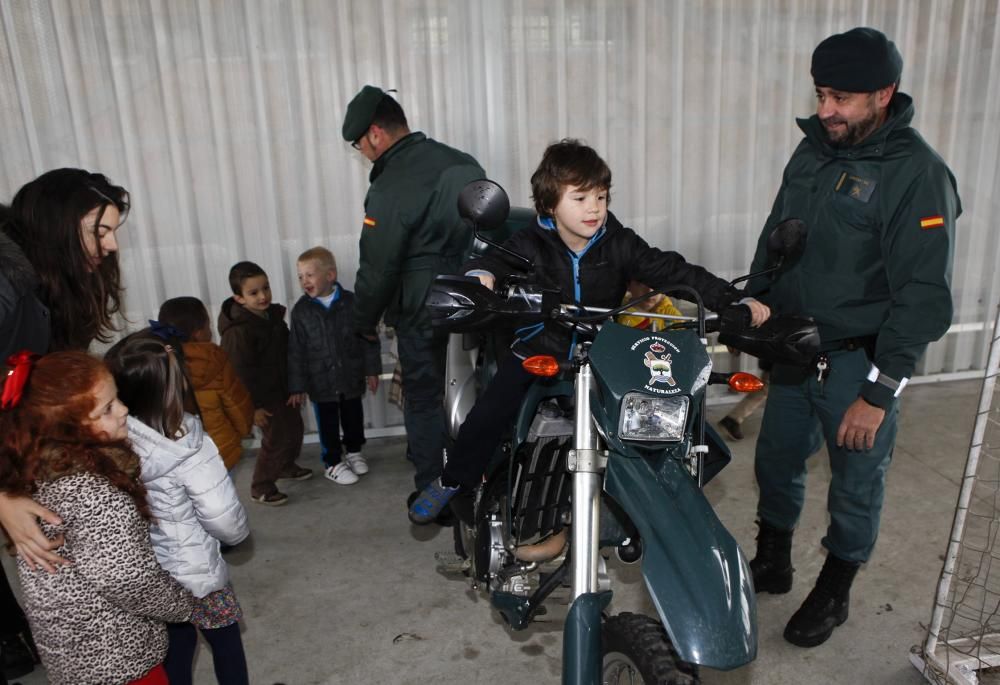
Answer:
[
  {"xmin": 312, "ymin": 283, "xmax": 341, "ymax": 308},
  {"xmin": 537, "ymin": 215, "xmax": 607, "ymax": 256}
]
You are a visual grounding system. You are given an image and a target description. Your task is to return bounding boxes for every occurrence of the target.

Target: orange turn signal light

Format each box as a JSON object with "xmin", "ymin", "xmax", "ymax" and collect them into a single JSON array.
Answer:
[
  {"xmin": 522, "ymin": 355, "xmax": 561, "ymax": 377},
  {"xmin": 729, "ymin": 372, "xmax": 765, "ymax": 393}
]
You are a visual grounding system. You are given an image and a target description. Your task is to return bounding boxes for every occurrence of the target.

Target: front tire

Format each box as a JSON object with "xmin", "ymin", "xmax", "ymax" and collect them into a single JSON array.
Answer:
[{"xmin": 602, "ymin": 612, "xmax": 699, "ymax": 685}]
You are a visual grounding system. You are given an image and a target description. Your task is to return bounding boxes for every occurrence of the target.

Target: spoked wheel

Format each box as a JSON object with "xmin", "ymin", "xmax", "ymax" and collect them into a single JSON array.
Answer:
[{"xmin": 602, "ymin": 612, "xmax": 700, "ymax": 685}]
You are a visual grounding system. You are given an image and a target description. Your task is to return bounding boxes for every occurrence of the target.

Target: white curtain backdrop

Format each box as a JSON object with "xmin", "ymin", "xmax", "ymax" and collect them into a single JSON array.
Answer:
[{"xmin": 1, "ymin": 0, "xmax": 998, "ymax": 428}]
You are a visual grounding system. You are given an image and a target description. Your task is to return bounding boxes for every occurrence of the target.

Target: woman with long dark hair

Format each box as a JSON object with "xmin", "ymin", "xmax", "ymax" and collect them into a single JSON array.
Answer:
[{"xmin": 0, "ymin": 168, "xmax": 130, "ymax": 680}]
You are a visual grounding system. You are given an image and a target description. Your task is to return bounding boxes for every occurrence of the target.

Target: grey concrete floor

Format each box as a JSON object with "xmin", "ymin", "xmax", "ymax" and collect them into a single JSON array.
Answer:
[{"xmin": 4, "ymin": 378, "xmax": 979, "ymax": 684}]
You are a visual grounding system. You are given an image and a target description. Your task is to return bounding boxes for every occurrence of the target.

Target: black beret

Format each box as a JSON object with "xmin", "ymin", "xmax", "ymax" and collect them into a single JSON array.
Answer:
[
  {"xmin": 342, "ymin": 85, "xmax": 386, "ymax": 142},
  {"xmin": 811, "ymin": 27, "xmax": 903, "ymax": 92}
]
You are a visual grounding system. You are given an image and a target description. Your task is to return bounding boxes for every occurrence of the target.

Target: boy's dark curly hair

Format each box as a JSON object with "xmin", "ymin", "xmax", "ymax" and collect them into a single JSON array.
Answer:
[{"xmin": 530, "ymin": 139, "xmax": 612, "ymax": 217}]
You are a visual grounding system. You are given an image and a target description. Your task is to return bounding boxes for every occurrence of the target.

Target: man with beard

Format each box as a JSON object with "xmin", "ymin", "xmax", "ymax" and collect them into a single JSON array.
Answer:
[
  {"xmin": 342, "ymin": 86, "xmax": 485, "ymax": 508},
  {"xmin": 744, "ymin": 28, "xmax": 960, "ymax": 648}
]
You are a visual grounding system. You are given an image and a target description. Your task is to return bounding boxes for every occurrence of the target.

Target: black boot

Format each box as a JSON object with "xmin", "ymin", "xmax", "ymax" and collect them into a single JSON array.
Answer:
[
  {"xmin": 749, "ymin": 520, "xmax": 794, "ymax": 594},
  {"xmin": 783, "ymin": 553, "xmax": 860, "ymax": 647}
]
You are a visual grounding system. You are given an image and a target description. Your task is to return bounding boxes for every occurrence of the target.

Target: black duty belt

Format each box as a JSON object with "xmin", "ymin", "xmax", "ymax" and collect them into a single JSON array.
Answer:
[{"xmin": 818, "ymin": 336, "xmax": 876, "ymax": 354}]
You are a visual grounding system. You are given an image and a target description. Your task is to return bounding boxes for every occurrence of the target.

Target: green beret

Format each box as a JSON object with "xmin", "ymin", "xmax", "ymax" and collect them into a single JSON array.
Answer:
[
  {"xmin": 342, "ymin": 85, "xmax": 386, "ymax": 142},
  {"xmin": 812, "ymin": 27, "xmax": 902, "ymax": 93}
]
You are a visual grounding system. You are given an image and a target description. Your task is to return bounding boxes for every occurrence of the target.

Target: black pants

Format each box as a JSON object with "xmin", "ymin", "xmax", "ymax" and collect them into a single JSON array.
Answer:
[
  {"xmin": 443, "ymin": 354, "xmax": 535, "ymax": 490},
  {"xmin": 313, "ymin": 396, "xmax": 366, "ymax": 468},
  {"xmin": 397, "ymin": 333, "xmax": 449, "ymax": 489},
  {"xmin": 0, "ymin": 565, "xmax": 28, "ymax": 639},
  {"xmin": 165, "ymin": 621, "xmax": 248, "ymax": 685}
]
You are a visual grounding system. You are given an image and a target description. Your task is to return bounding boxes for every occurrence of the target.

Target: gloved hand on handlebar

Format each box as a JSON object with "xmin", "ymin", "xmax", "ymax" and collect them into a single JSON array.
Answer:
[{"xmin": 740, "ymin": 297, "xmax": 771, "ymax": 327}]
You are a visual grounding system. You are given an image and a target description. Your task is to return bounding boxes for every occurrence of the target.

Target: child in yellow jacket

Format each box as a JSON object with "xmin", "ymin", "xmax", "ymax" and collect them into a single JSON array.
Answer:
[
  {"xmin": 616, "ymin": 280, "xmax": 683, "ymax": 331},
  {"xmin": 156, "ymin": 297, "xmax": 254, "ymax": 469}
]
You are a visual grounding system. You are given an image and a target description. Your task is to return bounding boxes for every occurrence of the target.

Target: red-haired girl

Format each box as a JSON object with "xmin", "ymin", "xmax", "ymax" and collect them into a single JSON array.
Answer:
[{"xmin": 0, "ymin": 351, "xmax": 192, "ymax": 685}]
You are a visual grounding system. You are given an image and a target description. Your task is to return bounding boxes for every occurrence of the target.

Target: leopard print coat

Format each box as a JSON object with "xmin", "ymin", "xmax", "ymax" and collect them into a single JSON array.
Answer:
[{"xmin": 16, "ymin": 472, "xmax": 193, "ymax": 685}]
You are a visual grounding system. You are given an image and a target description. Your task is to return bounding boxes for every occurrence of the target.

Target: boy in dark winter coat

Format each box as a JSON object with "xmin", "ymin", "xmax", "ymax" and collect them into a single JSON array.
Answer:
[
  {"xmin": 219, "ymin": 261, "xmax": 310, "ymax": 506},
  {"xmin": 409, "ymin": 139, "xmax": 772, "ymax": 524},
  {"xmin": 288, "ymin": 247, "xmax": 381, "ymax": 485}
]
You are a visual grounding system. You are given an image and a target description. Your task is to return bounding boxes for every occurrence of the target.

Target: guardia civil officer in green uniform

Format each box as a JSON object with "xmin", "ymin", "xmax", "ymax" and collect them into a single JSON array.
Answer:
[
  {"xmin": 746, "ymin": 28, "xmax": 960, "ymax": 648},
  {"xmin": 342, "ymin": 86, "xmax": 485, "ymax": 500}
]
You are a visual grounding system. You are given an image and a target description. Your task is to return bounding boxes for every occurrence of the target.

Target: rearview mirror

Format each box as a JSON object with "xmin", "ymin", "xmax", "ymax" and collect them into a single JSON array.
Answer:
[
  {"xmin": 457, "ymin": 179, "xmax": 532, "ymax": 272},
  {"xmin": 458, "ymin": 179, "xmax": 510, "ymax": 231},
  {"xmin": 765, "ymin": 218, "xmax": 807, "ymax": 268},
  {"xmin": 730, "ymin": 218, "xmax": 807, "ymax": 290}
]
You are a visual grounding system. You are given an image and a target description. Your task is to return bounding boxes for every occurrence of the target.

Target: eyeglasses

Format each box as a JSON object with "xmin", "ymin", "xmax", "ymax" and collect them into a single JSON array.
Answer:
[{"xmin": 352, "ymin": 127, "xmax": 371, "ymax": 150}]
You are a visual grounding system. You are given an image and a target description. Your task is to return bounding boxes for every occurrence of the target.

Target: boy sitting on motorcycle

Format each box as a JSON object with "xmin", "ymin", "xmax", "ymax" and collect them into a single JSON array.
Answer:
[{"xmin": 409, "ymin": 138, "xmax": 770, "ymax": 524}]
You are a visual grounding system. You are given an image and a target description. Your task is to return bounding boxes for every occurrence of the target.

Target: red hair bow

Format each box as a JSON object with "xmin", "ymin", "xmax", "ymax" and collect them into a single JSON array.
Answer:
[{"xmin": 2, "ymin": 350, "xmax": 40, "ymax": 410}]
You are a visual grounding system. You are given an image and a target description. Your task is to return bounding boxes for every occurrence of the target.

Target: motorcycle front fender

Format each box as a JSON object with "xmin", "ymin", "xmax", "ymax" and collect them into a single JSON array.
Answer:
[
  {"xmin": 562, "ymin": 590, "xmax": 613, "ymax": 685},
  {"xmin": 605, "ymin": 453, "xmax": 757, "ymax": 670}
]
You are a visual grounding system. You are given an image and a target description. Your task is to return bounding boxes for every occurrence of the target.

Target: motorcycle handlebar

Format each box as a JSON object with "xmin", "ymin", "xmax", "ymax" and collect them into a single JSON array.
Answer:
[
  {"xmin": 427, "ymin": 276, "xmax": 817, "ymax": 366},
  {"xmin": 705, "ymin": 304, "xmax": 752, "ymax": 335}
]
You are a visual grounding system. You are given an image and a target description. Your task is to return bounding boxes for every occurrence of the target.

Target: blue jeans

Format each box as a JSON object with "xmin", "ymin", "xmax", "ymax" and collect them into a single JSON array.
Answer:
[
  {"xmin": 397, "ymin": 333, "xmax": 449, "ymax": 489},
  {"xmin": 754, "ymin": 348, "xmax": 899, "ymax": 563}
]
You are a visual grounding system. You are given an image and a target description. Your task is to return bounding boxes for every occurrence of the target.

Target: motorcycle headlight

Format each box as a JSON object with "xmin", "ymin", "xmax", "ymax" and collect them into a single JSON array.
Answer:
[{"xmin": 618, "ymin": 393, "xmax": 689, "ymax": 442}]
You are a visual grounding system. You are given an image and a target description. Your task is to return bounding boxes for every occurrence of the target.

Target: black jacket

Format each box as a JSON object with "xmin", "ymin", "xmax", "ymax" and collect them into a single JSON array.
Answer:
[
  {"xmin": 0, "ymin": 229, "xmax": 50, "ymax": 362},
  {"xmin": 464, "ymin": 211, "xmax": 739, "ymax": 358},
  {"xmin": 218, "ymin": 299, "xmax": 291, "ymax": 407},
  {"xmin": 287, "ymin": 286, "xmax": 382, "ymax": 402}
]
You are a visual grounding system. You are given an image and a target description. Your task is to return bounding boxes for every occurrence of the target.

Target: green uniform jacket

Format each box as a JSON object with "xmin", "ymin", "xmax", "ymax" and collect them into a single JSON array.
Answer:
[
  {"xmin": 354, "ymin": 132, "xmax": 485, "ymax": 337},
  {"xmin": 749, "ymin": 93, "xmax": 961, "ymax": 408}
]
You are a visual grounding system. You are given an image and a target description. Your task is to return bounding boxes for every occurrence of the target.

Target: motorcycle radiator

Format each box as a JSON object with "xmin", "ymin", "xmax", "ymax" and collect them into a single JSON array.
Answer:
[{"xmin": 510, "ymin": 434, "xmax": 573, "ymax": 543}]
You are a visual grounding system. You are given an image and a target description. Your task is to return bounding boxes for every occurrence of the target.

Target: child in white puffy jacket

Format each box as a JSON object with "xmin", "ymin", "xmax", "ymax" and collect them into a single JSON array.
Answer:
[{"xmin": 106, "ymin": 333, "xmax": 250, "ymax": 685}]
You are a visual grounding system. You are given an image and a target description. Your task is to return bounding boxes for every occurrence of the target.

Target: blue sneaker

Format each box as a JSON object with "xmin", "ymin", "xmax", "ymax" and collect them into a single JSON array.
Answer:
[{"xmin": 408, "ymin": 479, "xmax": 459, "ymax": 525}]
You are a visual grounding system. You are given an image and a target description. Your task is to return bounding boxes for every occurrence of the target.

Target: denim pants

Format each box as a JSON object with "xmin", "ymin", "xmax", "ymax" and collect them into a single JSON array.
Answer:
[
  {"xmin": 754, "ymin": 348, "xmax": 899, "ymax": 563},
  {"xmin": 313, "ymin": 396, "xmax": 366, "ymax": 468}
]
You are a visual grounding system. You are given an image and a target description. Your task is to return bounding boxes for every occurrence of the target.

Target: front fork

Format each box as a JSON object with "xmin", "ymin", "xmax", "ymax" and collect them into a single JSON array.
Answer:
[{"xmin": 563, "ymin": 360, "xmax": 612, "ymax": 684}]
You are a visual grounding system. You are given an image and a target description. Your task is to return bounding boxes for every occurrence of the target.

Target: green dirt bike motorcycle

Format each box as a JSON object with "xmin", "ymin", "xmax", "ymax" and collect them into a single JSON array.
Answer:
[{"xmin": 427, "ymin": 180, "xmax": 818, "ymax": 684}]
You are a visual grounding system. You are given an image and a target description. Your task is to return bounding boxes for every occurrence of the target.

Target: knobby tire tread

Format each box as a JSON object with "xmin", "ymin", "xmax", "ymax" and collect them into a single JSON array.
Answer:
[{"xmin": 602, "ymin": 612, "xmax": 700, "ymax": 685}]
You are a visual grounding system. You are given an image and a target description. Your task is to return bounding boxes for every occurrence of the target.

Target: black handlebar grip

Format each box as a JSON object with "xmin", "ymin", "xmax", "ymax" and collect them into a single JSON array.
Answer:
[
  {"xmin": 705, "ymin": 304, "xmax": 752, "ymax": 334},
  {"xmin": 717, "ymin": 304, "xmax": 752, "ymax": 334}
]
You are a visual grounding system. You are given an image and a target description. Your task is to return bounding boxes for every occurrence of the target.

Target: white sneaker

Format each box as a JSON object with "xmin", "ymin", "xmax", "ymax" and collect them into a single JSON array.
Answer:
[
  {"xmin": 344, "ymin": 451, "xmax": 369, "ymax": 475},
  {"xmin": 325, "ymin": 462, "xmax": 359, "ymax": 485}
]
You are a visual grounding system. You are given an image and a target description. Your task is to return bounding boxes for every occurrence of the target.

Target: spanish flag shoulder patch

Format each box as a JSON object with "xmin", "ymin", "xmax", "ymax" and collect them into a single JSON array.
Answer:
[
  {"xmin": 363, "ymin": 216, "xmax": 377, "ymax": 228},
  {"xmin": 920, "ymin": 215, "xmax": 945, "ymax": 230}
]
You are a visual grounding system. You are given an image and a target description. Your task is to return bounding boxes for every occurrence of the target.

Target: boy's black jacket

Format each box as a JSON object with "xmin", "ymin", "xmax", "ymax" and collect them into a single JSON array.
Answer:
[
  {"xmin": 464, "ymin": 211, "xmax": 739, "ymax": 358},
  {"xmin": 287, "ymin": 287, "xmax": 382, "ymax": 402}
]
